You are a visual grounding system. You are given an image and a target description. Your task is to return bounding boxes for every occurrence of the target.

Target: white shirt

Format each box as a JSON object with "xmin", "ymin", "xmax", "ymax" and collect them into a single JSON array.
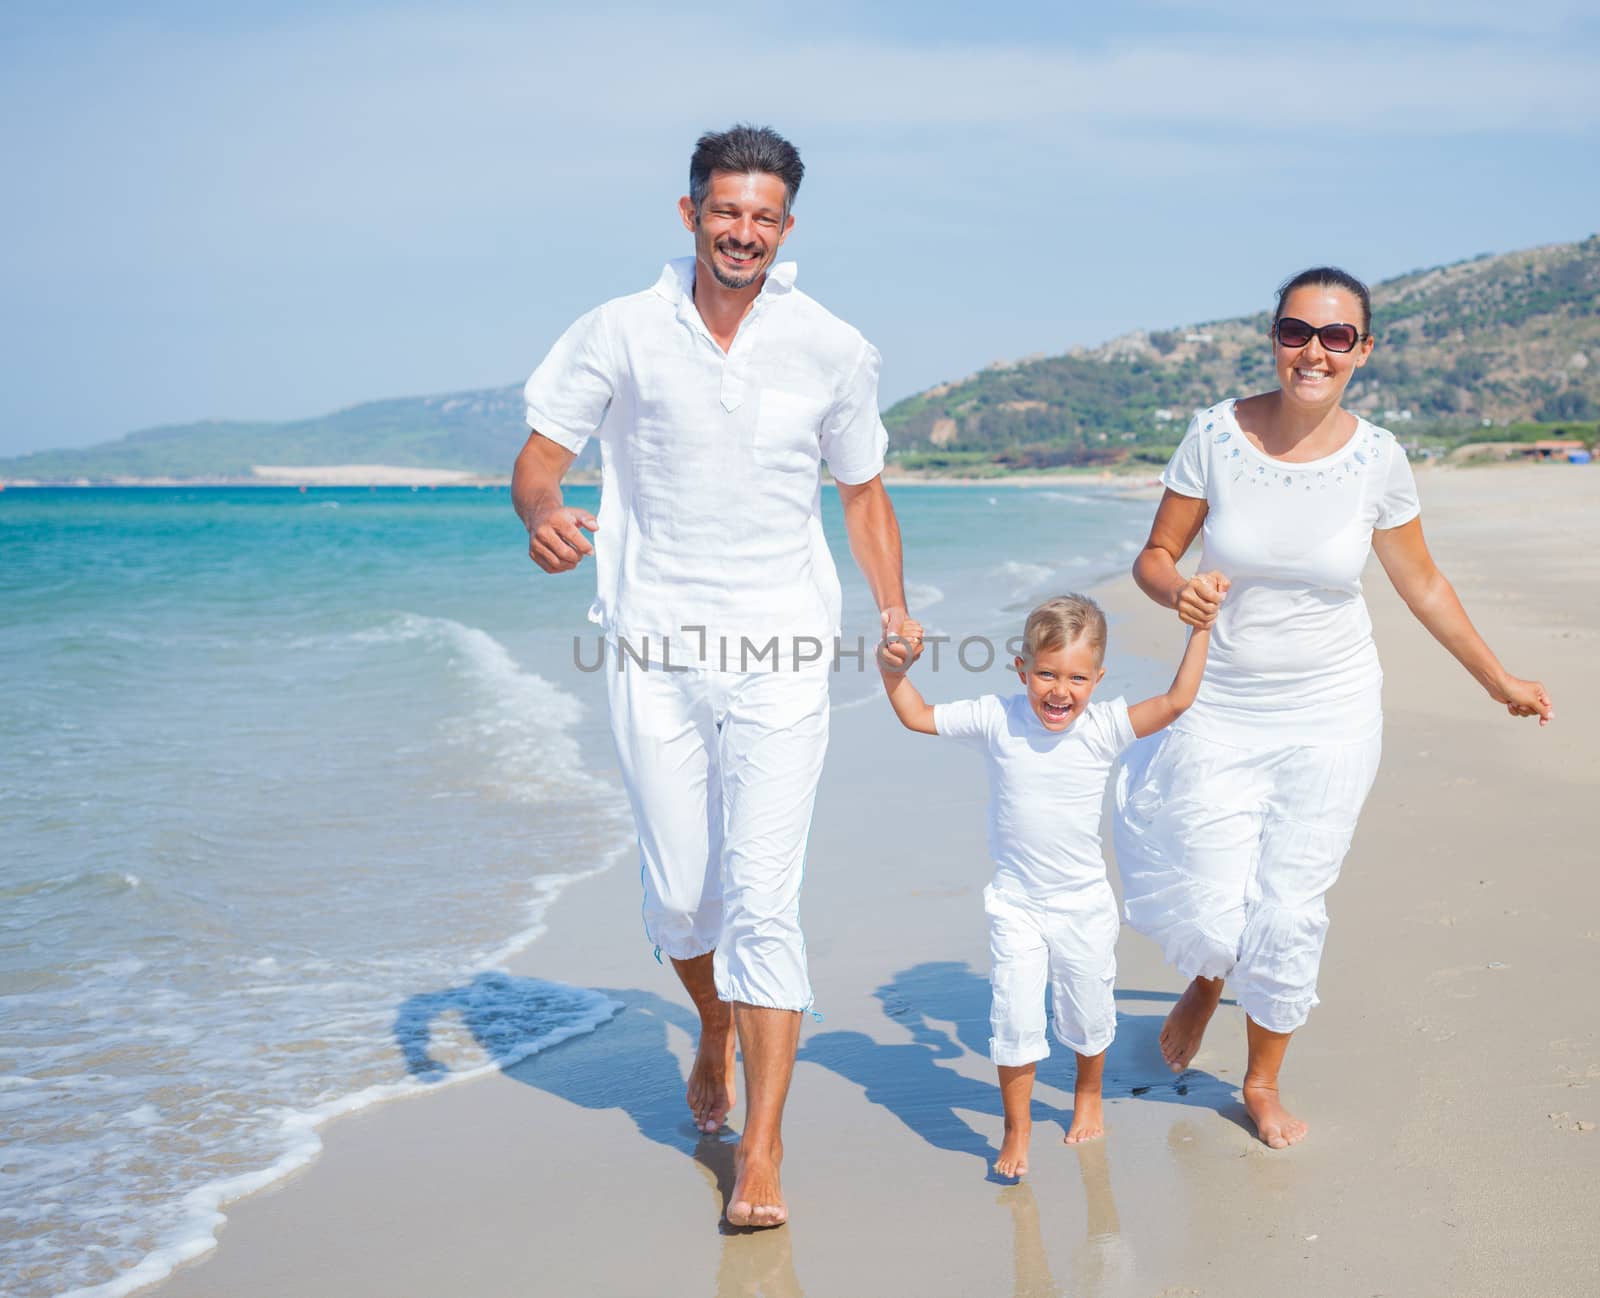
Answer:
[
  {"xmin": 523, "ymin": 257, "xmax": 887, "ymax": 666},
  {"xmin": 1163, "ymin": 398, "xmax": 1422, "ymax": 744},
  {"xmin": 934, "ymin": 694, "xmax": 1136, "ymax": 906}
]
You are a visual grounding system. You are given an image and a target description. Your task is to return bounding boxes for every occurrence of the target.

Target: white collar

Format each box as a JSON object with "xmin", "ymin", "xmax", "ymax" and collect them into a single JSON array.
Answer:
[{"xmin": 650, "ymin": 255, "xmax": 798, "ymax": 304}]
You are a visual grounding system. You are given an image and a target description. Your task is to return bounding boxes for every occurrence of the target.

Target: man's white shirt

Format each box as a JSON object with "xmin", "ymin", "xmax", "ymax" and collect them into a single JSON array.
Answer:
[{"xmin": 523, "ymin": 257, "xmax": 888, "ymax": 665}]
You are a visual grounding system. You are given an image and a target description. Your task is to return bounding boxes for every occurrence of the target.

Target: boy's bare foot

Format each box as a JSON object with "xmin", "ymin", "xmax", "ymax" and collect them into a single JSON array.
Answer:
[
  {"xmin": 727, "ymin": 1141, "xmax": 787, "ymax": 1227},
  {"xmin": 1063, "ymin": 1094, "xmax": 1104, "ymax": 1143},
  {"xmin": 1160, "ymin": 976, "xmax": 1223, "ymax": 1072},
  {"xmin": 687, "ymin": 1016, "xmax": 737, "ymax": 1133},
  {"xmin": 1242, "ymin": 1081, "xmax": 1308, "ymax": 1149},
  {"xmin": 995, "ymin": 1121, "xmax": 1032, "ymax": 1177}
]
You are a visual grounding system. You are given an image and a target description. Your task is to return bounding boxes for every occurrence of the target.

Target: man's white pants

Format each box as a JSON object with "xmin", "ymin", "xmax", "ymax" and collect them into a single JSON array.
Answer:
[
  {"xmin": 605, "ymin": 658, "xmax": 829, "ymax": 1012},
  {"xmin": 985, "ymin": 882, "xmax": 1120, "ymax": 1066}
]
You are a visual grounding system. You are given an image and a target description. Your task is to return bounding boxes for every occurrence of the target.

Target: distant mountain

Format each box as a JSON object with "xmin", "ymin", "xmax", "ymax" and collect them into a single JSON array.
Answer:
[
  {"xmin": 884, "ymin": 235, "xmax": 1600, "ymax": 467},
  {"xmin": 0, "ymin": 387, "xmax": 589, "ymax": 483},
  {"xmin": 5, "ymin": 236, "xmax": 1596, "ymax": 483}
]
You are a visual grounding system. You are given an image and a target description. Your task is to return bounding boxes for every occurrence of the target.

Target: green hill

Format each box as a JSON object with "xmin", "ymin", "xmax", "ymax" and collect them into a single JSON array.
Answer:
[
  {"xmin": 5, "ymin": 236, "xmax": 1597, "ymax": 483},
  {"xmin": 0, "ymin": 387, "xmax": 571, "ymax": 483},
  {"xmin": 884, "ymin": 235, "xmax": 1600, "ymax": 470}
]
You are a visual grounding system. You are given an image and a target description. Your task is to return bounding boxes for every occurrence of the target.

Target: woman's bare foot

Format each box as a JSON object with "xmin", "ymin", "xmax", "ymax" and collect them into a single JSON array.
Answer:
[
  {"xmin": 1063, "ymin": 1094, "xmax": 1104, "ymax": 1143},
  {"xmin": 727, "ymin": 1141, "xmax": 786, "ymax": 1227},
  {"xmin": 687, "ymin": 1015, "xmax": 737, "ymax": 1134},
  {"xmin": 1242, "ymin": 1081, "xmax": 1308, "ymax": 1149},
  {"xmin": 1160, "ymin": 977, "xmax": 1223, "ymax": 1072},
  {"xmin": 995, "ymin": 1121, "xmax": 1032, "ymax": 1177}
]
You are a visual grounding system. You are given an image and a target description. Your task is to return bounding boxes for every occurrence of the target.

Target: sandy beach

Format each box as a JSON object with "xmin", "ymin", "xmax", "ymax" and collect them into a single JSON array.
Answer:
[{"xmin": 143, "ymin": 464, "xmax": 1597, "ymax": 1298}]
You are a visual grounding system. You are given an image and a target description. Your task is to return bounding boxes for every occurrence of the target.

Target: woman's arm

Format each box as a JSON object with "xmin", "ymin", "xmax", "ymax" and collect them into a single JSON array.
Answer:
[
  {"xmin": 1134, "ymin": 491, "xmax": 1227, "ymax": 628},
  {"xmin": 1372, "ymin": 517, "xmax": 1553, "ymax": 724},
  {"xmin": 1128, "ymin": 625, "xmax": 1215, "ymax": 739}
]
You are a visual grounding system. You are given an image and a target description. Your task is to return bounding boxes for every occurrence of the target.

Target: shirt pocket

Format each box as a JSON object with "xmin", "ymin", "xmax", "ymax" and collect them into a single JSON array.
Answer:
[{"xmin": 753, "ymin": 388, "xmax": 826, "ymax": 471}]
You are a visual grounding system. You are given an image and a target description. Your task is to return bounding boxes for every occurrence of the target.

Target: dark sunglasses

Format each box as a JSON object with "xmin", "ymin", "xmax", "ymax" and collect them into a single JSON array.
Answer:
[{"xmin": 1274, "ymin": 317, "xmax": 1367, "ymax": 353}]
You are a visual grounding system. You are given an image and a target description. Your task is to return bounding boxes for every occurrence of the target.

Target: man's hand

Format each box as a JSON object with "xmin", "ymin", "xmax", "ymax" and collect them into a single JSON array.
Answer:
[
  {"xmin": 1175, "ymin": 570, "xmax": 1231, "ymax": 629},
  {"xmin": 877, "ymin": 607, "xmax": 923, "ymax": 672},
  {"xmin": 528, "ymin": 505, "xmax": 598, "ymax": 573}
]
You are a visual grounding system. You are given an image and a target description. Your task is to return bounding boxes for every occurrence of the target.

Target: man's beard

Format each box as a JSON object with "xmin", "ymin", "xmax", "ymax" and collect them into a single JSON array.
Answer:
[{"xmin": 709, "ymin": 239, "xmax": 768, "ymax": 290}]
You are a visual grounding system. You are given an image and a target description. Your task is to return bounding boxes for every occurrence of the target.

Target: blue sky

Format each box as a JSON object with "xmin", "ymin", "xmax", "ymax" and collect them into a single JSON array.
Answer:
[{"xmin": 3, "ymin": 1, "xmax": 1597, "ymax": 455}]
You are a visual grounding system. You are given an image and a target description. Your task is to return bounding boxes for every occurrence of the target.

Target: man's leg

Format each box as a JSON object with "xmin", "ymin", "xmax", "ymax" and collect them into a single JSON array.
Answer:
[
  {"xmin": 674, "ymin": 953, "xmax": 736, "ymax": 1134},
  {"xmin": 714, "ymin": 665, "xmax": 830, "ymax": 1227},
  {"xmin": 605, "ymin": 662, "xmax": 733, "ymax": 1130},
  {"xmin": 727, "ymin": 1004, "xmax": 801, "ymax": 1226}
]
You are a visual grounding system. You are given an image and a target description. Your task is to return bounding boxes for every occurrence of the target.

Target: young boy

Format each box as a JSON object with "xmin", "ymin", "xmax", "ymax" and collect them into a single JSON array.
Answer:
[{"xmin": 879, "ymin": 586, "xmax": 1221, "ymax": 1175}]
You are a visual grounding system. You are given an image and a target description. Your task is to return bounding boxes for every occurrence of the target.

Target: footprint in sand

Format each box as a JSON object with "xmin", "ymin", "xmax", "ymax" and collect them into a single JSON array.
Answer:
[{"xmin": 1546, "ymin": 1111, "xmax": 1595, "ymax": 1133}]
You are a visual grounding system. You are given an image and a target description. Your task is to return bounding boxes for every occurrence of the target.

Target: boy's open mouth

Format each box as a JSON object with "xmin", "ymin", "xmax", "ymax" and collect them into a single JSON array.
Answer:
[{"xmin": 1041, "ymin": 700, "xmax": 1072, "ymax": 723}]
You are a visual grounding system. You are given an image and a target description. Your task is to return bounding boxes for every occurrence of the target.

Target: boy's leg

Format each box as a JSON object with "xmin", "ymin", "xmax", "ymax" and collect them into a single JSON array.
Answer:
[
  {"xmin": 1065, "ymin": 1049, "xmax": 1106, "ymax": 1143},
  {"xmin": 996, "ymin": 1063, "xmax": 1037, "ymax": 1177},
  {"xmin": 986, "ymin": 886, "xmax": 1050, "ymax": 1177},
  {"xmin": 1046, "ymin": 887, "xmax": 1117, "ymax": 1143}
]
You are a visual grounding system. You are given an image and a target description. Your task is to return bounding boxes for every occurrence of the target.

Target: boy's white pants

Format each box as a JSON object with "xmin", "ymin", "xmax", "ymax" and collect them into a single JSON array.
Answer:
[
  {"xmin": 985, "ymin": 882, "xmax": 1119, "ymax": 1066},
  {"xmin": 605, "ymin": 657, "xmax": 829, "ymax": 1012}
]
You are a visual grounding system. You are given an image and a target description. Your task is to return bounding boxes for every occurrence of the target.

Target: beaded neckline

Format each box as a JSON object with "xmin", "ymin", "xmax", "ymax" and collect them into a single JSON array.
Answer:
[{"xmin": 1205, "ymin": 399, "xmax": 1385, "ymax": 491}]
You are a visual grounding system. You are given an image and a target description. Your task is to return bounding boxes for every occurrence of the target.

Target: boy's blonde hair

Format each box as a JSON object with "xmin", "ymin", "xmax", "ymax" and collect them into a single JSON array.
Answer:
[{"xmin": 1021, "ymin": 594, "xmax": 1107, "ymax": 666}]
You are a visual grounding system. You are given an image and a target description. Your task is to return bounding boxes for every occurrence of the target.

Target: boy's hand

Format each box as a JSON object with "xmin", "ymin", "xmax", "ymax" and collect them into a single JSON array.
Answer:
[
  {"xmin": 879, "ymin": 614, "xmax": 924, "ymax": 673},
  {"xmin": 1176, "ymin": 570, "xmax": 1230, "ymax": 629}
]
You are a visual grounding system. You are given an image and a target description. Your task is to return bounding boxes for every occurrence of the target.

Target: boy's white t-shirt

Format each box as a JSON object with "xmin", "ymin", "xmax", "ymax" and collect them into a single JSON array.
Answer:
[
  {"xmin": 1163, "ymin": 398, "xmax": 1422, "ymax": 745},
  {"xmin": 933, "ymin": 693, "xmax": 1136, "ymax": 906}
]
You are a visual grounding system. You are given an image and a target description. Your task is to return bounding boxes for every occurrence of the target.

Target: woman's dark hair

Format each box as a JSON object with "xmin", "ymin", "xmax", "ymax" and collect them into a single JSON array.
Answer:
[
  {"xmin": 1274, "ymin": 266, "xmax": 1372, "ymax": 335},
  {"xmin": 689, "ymin": 124, "xmax": 804, "ymax": 214}
]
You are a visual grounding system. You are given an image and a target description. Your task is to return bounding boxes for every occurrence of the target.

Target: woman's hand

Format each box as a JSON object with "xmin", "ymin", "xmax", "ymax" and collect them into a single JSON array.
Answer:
[
  {"xmin": 1176, "ymin": 570, "xmax": 1231, "ymax": 629},
  {"xmin": 1491, "ymin": 675, "xmax": 1553, "ymax": 725}
]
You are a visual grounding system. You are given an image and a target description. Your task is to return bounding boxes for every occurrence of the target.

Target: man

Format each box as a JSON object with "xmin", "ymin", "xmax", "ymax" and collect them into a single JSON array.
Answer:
[{"xmin": 513, "ymin": 124, "xmax": 914, "ymax": 1227}]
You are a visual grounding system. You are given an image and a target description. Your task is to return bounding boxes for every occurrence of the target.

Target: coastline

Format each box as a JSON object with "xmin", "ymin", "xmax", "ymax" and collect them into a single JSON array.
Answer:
[{"xmin": 126, "ymin": 464, "xmax": 1598, "ymax": 1297}]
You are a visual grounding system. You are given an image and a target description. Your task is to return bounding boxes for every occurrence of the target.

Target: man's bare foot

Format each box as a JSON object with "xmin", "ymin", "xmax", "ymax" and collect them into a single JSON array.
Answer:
[
  {"xmin": 1063, "ymin": 1094, "xmax": 1104, "ymax": 1144},
  {"xmin": 1160, "ymin": 977, "xmax": 1223, "ymax": 1073},
  {"xmin": 1242, "ymin": 1081, "xmax": 1308, "ymax": 1149},
  {"xmin": 687, "ymin": 1016, "xmax": 737, "ymax": 1134},
  {"xmin": 727, "ymin": 1142, "xmax": 786, "ymax": 1227},
  {"xmin": 995, "ymin": 1121, "xmax": 1031, "ymax": 1177}
]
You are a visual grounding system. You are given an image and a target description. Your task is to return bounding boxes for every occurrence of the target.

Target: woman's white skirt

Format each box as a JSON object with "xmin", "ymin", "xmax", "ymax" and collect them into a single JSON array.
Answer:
[{"xmin": 1113, "ymin": 724, "xmax": 1382, "ymax": 1033}]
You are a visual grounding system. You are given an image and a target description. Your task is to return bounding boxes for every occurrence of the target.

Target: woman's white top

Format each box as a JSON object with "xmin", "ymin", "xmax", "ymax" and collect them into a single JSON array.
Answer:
[
  {"xmin": 1162, "ymin": 398, "xmax": 1421, "ymax": 746},
  {"xmin": 933, "ymin": 693, "xmax": 1135, "ymax": 905}
]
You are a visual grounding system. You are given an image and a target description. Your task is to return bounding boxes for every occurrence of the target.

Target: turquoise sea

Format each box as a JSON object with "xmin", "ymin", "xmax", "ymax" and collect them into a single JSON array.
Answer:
[{"xmin": 0, "ymin": 483, "xmax": 1154, "ymax": 1296}]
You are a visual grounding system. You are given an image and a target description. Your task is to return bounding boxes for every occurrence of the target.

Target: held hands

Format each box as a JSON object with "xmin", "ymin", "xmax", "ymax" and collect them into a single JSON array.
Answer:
[
  {"xmin": 1175, "ymin": 570, "xmax": 1231, "ymax": 629},
  {"xmin": 878, "ymin": 609, "xmax": 924, "ymax": 673},
  {"xmin": 527, "ymin": 504, "xmax": 598, "ymax": 574},
  {"xmin": 1491, "ymin": 675, "xmax": 1554, "ymax": 726}
]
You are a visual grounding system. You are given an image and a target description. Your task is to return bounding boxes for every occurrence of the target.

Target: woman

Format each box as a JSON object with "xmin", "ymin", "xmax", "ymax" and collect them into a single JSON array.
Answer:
[{"xmin": 1113, "ymin": 266, "xmax": 1552, "ymax": 1148}]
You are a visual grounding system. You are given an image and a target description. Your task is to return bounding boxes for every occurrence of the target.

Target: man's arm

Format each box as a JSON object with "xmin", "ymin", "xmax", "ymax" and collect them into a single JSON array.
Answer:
[
  {"xmin": 836, "ymin": 475, "xmax": 911, "ymax": 640},
  {"xmin": 512, "ymin": 431, "xmax": 597, "ymax": 574}
]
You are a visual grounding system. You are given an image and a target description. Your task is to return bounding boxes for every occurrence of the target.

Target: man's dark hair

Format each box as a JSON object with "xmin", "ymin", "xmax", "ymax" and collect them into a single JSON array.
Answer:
[
  {"xmin": 689, "ymin": 124, "xmax": 804, "ymax": 213},
  {"xmin": 1274, "ymin": 266, "xmax": 1372, "ymax": 335}
]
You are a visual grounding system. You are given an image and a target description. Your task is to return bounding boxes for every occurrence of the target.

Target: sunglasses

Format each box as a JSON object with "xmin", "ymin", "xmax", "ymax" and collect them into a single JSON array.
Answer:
[{"xmin": 1274, "ymin": 317, "xmax": 1367, "ymax": 353}]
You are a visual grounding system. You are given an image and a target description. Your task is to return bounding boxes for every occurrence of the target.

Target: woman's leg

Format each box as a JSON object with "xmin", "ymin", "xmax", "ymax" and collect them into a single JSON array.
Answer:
[
  {"xmin": 1242, "ymin": 1016, "xmax": 1307, "ymax": 1148},
  {"xmin": 1160, "ymin": 975, "xmax": 1225, "ymax": 1073}
]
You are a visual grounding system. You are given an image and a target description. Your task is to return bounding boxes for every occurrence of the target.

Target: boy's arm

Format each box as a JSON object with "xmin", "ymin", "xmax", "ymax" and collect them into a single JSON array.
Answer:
[
  {"xmin": 1127, "ymin": 623, "xmax": 1213, "ymax": 739},
  {"xmin": 879, "ymin": 617, "xmax": 937, "ymax": 735}
]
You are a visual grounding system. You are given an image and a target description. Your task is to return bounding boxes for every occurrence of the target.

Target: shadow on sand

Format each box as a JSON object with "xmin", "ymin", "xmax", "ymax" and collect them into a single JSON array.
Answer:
[
  {"xmin": 394, "ymin": 972, "xmax": 803, "ymax": 1296},
  {"xmin": 799, "ymin": 960, "xmax": 1252, "ymax": 1172}
]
